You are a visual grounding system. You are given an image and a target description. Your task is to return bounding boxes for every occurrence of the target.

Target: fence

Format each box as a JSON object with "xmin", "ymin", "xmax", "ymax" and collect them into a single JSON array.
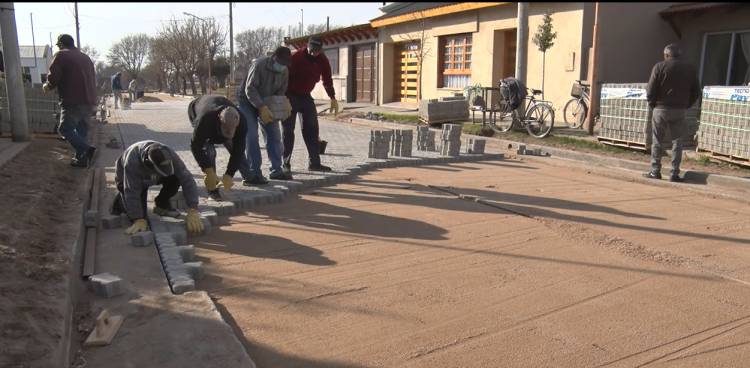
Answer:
[{"xmin": 0, "ymin": 84, "xmax": 60, "ymax": 135}]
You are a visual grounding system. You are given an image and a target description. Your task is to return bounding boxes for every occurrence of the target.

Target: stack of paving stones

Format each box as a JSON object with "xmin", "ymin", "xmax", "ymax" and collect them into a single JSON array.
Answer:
[
  {"xmin": 369, "ymin": 130, "xmax": 393, "ymax": 159},
  {"xmin": 440, "ymin": 124, "xmax": 462, "ymax": 157},
  {"xmin": 465, "ymin": 138, "xmax": 486, "ymax": 154},
  {"xmin": 697, "ymin": 86, "xmax": 750, "ymax": 164},
  {"xmin": 416, "ymin": 126, "xmax": 436, "ymax": 151},
  {"xmin": 262, "ymin": 95, "xmax": 292, "ymax": 121},
  {"xmin": 418, "ymin": 93, "xmax": 470, "ymax": 124},
  {"xmin": 390, "ymin": 129, "xmax": 413, "ymax": 157}
]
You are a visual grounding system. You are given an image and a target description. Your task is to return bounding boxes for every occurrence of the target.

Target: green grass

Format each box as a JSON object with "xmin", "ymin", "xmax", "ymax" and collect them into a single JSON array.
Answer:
[{"xmin": 379, "ymin": 113, "xmax": 420, "ymax": 125}]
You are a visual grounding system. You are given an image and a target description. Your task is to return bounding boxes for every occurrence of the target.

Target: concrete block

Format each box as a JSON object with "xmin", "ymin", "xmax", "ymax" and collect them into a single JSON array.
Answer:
[
  {"xmin": 85, "ymin": 210, "xmax": 99, "ymax": 227},
  {"xmin": 201, "ymin": 210, "xmax": 219, "ymax": 226},
  {"xmin": 171, "ymin": 278, "xmax": 195, "ymax": 294},
  {"xmin": 101, "ymin": 214, "xmax": 123, "ymax": 229},
  {"xmin": 130, "ymin": 231, "xmax": 155, "ymax": 247},
  {"xmin": 175, "ymin": 245, "xmax": 195, "ymax": 261},
  {"xmin": 88, "ymin": 272, "xmax": 124, "ymax": 298}
]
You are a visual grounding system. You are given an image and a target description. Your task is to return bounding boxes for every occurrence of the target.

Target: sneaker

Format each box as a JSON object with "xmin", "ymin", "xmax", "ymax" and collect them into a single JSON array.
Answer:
[
  {"xmin": 153, "ymin": 206, "xmax": 181, "ymax": 218},
  {"xmin": 308, "ymin": 163, "xmax": 332, "ymax": 172},
  {"xmin": 242, "ymin": 175, "xmax": 269, "ymax": 186},
  {"xmin": 642, "ymin": 171, "xmax": 661, "ymax": 180},
  {"xmin": 70, "ymin": 157, "xmax": 87, "ymax": 168},
  {"xmin": 669, "ymin": 175, "xmax": 684, "ymax": 183},
  {"xmin": 282, "ymin": 161, "xmax": 292, "ymax": 173},
  {"xmin": 270, "ymin": 171, "xmax": 293, "ymax": 180},
  {"xmin": 207, "ymin": 189, "xmax": 224, "ymax": 201}
]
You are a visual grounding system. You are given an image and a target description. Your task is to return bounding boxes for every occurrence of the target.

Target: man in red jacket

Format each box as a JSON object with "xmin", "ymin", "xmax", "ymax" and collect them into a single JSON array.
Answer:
[{"xmin": 282, "ymin": 35, "xmax": 339, "ymax": 172}]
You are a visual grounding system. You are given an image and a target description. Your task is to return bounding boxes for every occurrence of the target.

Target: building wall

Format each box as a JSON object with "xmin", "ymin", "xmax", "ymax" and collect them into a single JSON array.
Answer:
[
  {"xmin": 20, "ymin": 55, "xmax": 52, "ymax": 85},
  {"xmin": 376, "ymin": 3, "xmax": 588, "ymax": 113},
  {"xmin": 307, "ymin": 38, "xmax": 379, "ymax": 102}
]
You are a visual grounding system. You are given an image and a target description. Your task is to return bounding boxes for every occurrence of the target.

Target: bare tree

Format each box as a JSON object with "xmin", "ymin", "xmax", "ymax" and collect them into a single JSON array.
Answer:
[
  {"xmin": 80, "ymin": 45, "xmax": 99, "ymax": 63},
  {"xmin": 107, "ymin": 33, "xmax": 151, "ymax": 79},
  {"xmin": 235, "ymin": 26, "xmax": 284, "ymax": 75},
  {"xmin": 156, "ymin": 18, "xmax": 203, "ymax": 95},
  {"xmin": 396, "ymin": 17, "xmax": 432, "ymax": 101},
  {"xmin": 195, "ymin": 17, "xmax": 227, "ymax": 94}
]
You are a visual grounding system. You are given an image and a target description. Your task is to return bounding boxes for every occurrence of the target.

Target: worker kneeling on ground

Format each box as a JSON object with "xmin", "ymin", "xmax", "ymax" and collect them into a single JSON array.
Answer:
[
  {"xmin": 111, "ymin": 141, "xmax": 204, "ymax": 235},
  {"xmin": 188, "ymin": 94, "xmax": 246, "ymax": 201}
]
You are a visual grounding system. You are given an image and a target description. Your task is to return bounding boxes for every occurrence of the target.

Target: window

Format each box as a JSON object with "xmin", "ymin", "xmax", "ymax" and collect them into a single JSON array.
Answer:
[
  {"xmin": 700, "ymin": 31, "xmax": 750, "ymax": 86},
  {"xmin": 324, "ymin": 48, "xmax": 339, "ymax": 75},
  {"xmin": 439, "ymin": 33, "xmax": 472, "ymax": 88}
]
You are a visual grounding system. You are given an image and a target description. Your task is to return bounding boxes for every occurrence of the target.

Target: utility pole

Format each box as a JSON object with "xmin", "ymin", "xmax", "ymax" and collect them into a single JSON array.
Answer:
[
  {"xmin": 228, "ymin": 2, "xmax": 233, "ymax": 98},
  {"xmin": 326, "ymin": 16, "xmax": 329, "ymax": 32},
  {"xmin": 585, "ymin": 2, "xmax": 601, "ymax": 135},
  {"xmin": 74, "ymin": 2, "xmax": 80, "ymax": 47},
  {"xmin": 30, "ymin": 13, "xmax": 37, "ymax": 69},
  {"xmin": 300, "ymin": 8, "xmax": 303, "ymax": 36},
  {"xmin": 0, "ymin": 2, "xmax": 30, "ymax": 141},
  {"xmin": 515, "ymin": 2, "xmax": 528, "ymax": 84}
]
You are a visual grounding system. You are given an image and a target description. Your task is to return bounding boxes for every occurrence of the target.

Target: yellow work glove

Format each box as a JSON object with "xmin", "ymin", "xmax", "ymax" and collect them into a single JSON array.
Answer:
[
  {"xmin": 330, "ymin": 99, "xmax": 339, "ymax": 115},
  {"xmin": 42, "ymin": 82, "xmax": 52, "ymax": 93},
  {"xmin": 221, "ymin": 174, "xmax": 234, "ymax": 191},
  {"xmin": 125, "ymin": 219, "xmax": 149, "ymax": 235},
  {"xmin": 186, "ymin": 208, "xmax": 204, "ymax": 234},
  {"xmin": 203, "ymin": 167, "xmax": 219, "ymax": 192},
  {"xmin": 259, "ymin": 105, "xmax": 274, "ymax": 124}
]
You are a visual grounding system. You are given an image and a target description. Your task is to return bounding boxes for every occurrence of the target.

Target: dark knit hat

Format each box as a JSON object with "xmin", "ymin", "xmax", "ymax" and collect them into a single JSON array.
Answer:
[
  {"xmin": 56, "ymin": 34, "xmax": 75, "ymax": 48},
  {"xmin": 307, "ymin": 36, "xmax": 323, "ymax": 52},
  {"xmin": 273, "ymin": 46, "xmax": 292, "ymax": 66}
]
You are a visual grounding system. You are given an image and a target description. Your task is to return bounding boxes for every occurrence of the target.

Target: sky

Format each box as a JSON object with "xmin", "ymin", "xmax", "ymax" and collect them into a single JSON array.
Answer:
[{"xmin": 12, "ymin": 2, "xmax": 386, "ymax": 62}]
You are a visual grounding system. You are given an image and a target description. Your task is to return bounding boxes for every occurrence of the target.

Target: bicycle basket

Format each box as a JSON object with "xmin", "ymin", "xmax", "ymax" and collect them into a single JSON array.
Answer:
[{"xmin": 570, "ymin": 84, "xmax": 583, "ymax": 98}]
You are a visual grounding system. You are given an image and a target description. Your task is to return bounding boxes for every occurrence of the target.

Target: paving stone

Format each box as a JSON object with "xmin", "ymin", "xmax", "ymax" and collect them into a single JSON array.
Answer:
[
  {"xmin": 171, "ymin": 278, "xmax": 195, "ymax": 294},
  {"xmin": 88, "ymin": 272, "xmax": 125, "ymax": 298},
  {"xmin": 130, "ymin": 231, "xmax": 155, "ymax": 247},
  {"xmin": 175, "ymin": 245, "xmax": 195, "ymax": 261},
  {"xmin": 101, "ymin": 214, "xmax": 123, "ymax": 229},
  {"xmin": 85, "ymin": 210, "xmax": 99, "ymax": 227}
]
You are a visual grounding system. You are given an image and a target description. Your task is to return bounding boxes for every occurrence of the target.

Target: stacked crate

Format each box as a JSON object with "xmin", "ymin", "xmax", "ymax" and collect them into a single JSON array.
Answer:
[
  {"xmin": 416, "ymin": 125, "xmax": 436, "ymax": 151},
  {"xmin": 0, "ymin": 85, "xmax": 59, "ymax": 134},
  {"xmin": 439, "ymin": 124, "xmax": 462, "ymax": 156},
  {"xmin": 390, "ymin": 129, "xmax": 413, "ymax": 157},
  {"xmin": 368, "ymin": 130, "xmax": 393, "ymax": 159},
  {"xmin": 696, "ymin": 86, "xmax": 750, "ymax": 165},
  {"xmin": 418, "ymin": 93, "xmax": 469, "ymax": 124}
]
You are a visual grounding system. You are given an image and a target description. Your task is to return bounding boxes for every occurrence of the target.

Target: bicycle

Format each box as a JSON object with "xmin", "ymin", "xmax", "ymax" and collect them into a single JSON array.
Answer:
[
  {"xmin": 563, "ymin": 80, "xmax": 589, "ymax": 129},
  {"xmin": 491, "ymin": 83, "xmax": 555, "ymax": 138}
]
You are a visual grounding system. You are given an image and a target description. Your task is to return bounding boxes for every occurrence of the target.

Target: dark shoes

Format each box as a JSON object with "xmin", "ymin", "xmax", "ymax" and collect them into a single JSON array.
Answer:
[
  {"xmin": 243, "ymin": 175, "xmax": 269, "ymax": 186},
  {"xmin": 642, "ymin": 172, "xmax": 662, "ymax": 180},
  {"xmin": 71, "ymin": 147, "xmax": 97, "ymax": 168},
  {"xmin": 207, "ymin": 189, "xmax": 224, "ymax": 201},
  {"xmin": 308, "ymin": 163, "xmax": 332, "ymax": 172},
  {"xmin": 669, "ymin": 175, "xmax": 684, "ymax": 183},
  {"xmin": 270, "ymin": 171, "xmax": 294, "ymax": 180},
  {"xmin": 282, "ymin": 161, "xmax": 292, "ymax": 173}
]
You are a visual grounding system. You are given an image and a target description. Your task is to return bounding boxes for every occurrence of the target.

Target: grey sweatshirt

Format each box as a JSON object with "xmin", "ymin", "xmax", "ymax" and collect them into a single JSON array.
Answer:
[
  {"xmin": 115, "ymin": 140, "xmax": 199, "ymax": 219},
  {"xmin": 242, "ymin": 56, "xmax": 288, "ymax": 109}
]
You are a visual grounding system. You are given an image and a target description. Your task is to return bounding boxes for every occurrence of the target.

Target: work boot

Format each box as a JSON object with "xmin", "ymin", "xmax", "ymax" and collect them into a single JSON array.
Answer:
[
  {"xmin": 642, "ymin": 171, "xmax": 661, "ymax": 180},
  {"xmin": 270, "ymin": 171, "xmax": 293, "ymax": 180},
  {"xmin": 207, "ymin": 189, "xmax": 224, "ymax": 201},
  {"xmin": 243, "ymin": 175, "xmax": 269, "ymax": 186},
  {"xmin": 153, "ymin": 205, "xmax": 181, "ymax": 218},
  {"xmin": 308, "ymin": 163, "xmax": 332, "ymax": 172},
  {"xmin": 70, "ymin": 157, "xmax": 88, "ymax": 168},
  {"xmin": 669, "ymin": 175, "xmax": 684, "ymax": 183}
]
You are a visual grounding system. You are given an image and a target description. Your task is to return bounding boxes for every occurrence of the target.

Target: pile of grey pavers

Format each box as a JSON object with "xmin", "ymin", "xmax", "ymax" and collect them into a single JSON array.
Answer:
[
  {"xmin": 369, "ymin": 129, "xmax": 393, "ymax": 159},
  {"xmin": 516, "ymin": 144, "xmax": 549, "ymax": 156},
  {"xmin": 418, "ymin": 93, "xmax": 470, "ymax": 124},
  {"xmin": 465, "ymin": 138, "xmax": 486, "ymax": 154},
  {"xmin": 697, "ymin": 86, "xmax": 750, "ymax": 163},
  {"xmin": 390, "ymin": 129, "xmax": 413, "ymax": 157},
  {"xmin": 262, "ymin": 95, "xmax": 292, "ymax": 121},
  {"xmin": 439, "ymin": 124, "xmax": 462, "ymax": 157},
  {"xmin": 416, "ymin": 125, "xmax": 436, "ymax": 152}
]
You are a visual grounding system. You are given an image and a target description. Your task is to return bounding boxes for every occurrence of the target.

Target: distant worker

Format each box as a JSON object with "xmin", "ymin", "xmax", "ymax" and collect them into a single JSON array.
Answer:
[
  {"xmin": 128, "ymin": 78, "xmax": 138, "ymax": 103},
  {"xmin": 110, "ymin": 140, "xmax": 204, "ymax": 235},
  {"xmin": 644, "ymin": 43, "xmax": 700, "ymax": 183},
  {"xmin": 111, "ymin": 71, "xmax": 123, "ymax": 109},
  {"xmin": 188, "ymin": 94, "xmax": 247, "ymax": 201},
  {"xmin": 43, "ymin": 34, "xmax": 98, "ymax": 168},
  {"xmin": 282, "ymin": 35, "xmax": 339, "ymax": 173},
  {"xmin": 237, "ymin": 46, "xmax": 293, "ymax": 185}
]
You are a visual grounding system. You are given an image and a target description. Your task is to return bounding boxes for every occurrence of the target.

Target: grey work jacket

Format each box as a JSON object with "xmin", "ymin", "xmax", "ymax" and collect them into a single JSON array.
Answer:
[
  {"xmin": 115, "ymin": 140, "xmax": 199, "ymax": 219},
  {"xmin": 243, "ymin": 56, "xmax": 288, "ymax": 109}
]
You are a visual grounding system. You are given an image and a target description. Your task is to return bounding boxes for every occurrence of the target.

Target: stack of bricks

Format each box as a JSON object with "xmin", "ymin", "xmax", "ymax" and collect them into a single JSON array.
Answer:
[
  {"xmin": 465, "ymin": 138, "xmax": 486, "ymax": 154},
  {"xmin": 418, "ymin": 93, "xmax": 470, "ymax": 124},
  {"xmin": 368, "ymin": 130, "xmax": 393, "ymax": 159},
  {"xmin": 697, "ymin": 86, "xmax": 750, "ymax": 162},
  {"xmin": 416, "ymin": 126, "xmax": 436, "ymax": 151},
  {"xmin": 390, "ymin": 129, "xmax": 413, "ymax": 157},
  {"xmin": 262, "ymin": 95, "xmax": 291, "ymax": 121},
  {"xmin": 440, "ymin": 124, "xmax": 462, "ymax": 157}
]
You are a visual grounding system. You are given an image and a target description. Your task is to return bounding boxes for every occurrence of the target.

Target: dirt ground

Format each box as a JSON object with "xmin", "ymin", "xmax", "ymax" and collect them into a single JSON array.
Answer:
[
  {"xmin": 0, "ymin": 139, "xmax": 87, "ymax": 367},
  {"xmin": 195, "ymin": 158, "xmax": 750, "ymax": 367}
]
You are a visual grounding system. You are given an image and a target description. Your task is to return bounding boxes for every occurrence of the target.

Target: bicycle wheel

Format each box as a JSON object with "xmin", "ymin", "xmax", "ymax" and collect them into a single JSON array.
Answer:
[
  {"xmin": 525, "ymin": 103, "xmax": 555, "ymax": 138},
  {"xmin": 563, "ymin": 98, "xmax": 587, "ymax": 129},
  {"xmin": 491, "ymin": 109, "xmax": 516, "ymax": 133}
]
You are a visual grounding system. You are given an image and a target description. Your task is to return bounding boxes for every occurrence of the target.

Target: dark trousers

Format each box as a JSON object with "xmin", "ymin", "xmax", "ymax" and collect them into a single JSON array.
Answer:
[
  {"xmin": 650, "ymin": 107, "xmax": 685, "ymax": 176},
  {"xmin": 114, "ymin": 175, "xmax": 180, "ymax": 220},
  {"xmin": 282, "ymin": 93, "xmax": 320, "ymax": 167}
]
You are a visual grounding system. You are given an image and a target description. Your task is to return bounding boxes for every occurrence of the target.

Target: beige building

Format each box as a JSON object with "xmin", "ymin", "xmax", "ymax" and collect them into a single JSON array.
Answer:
[{"xmin": 369, "ymin": 2, "xmax": 690, "ymax": 114}]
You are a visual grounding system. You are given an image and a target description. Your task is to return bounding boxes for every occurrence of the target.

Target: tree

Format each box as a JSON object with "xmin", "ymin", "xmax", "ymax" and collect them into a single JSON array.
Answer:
[
  {"xmin": 396, "ymin": 16, "xmax": 431, "ymax": 101},
  {"xmin": 235, "ymin": 26, "xmax": 285, "ymax": 75},
  {"xmin": 532, "ymin": 11, "xmax": 557, "ymax": 99},
  {"xmin": 211, "ymin": 56, "xmax": 231, "ymax": 88},
  {"xmin": 107, "ymin": 33, "xmax": 151, "ymax": 80},
  {"xmin": 80, "ymin": 45, "xmax": 99, "ymax": 63}
]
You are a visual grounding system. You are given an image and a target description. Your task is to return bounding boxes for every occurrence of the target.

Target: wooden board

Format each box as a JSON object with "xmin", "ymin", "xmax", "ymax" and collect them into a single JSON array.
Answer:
[
  {"xmin": 82, "ymin": 227, "xmax": 97, "ymax": 277},
  {"xmin": 597, "ymin": 136, "xmax": 649, "ymax": 152},
  {"xmin": 696, "ymin": 148, "xmax": 750, "ymax": 168},
  {"xmin": 84, "ymin": 310, "xmax": 124, "ymax": 347}
]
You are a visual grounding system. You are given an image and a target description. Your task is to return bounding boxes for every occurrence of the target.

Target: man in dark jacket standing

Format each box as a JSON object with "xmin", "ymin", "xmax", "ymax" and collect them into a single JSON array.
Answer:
[
  {"xmin": 188, "ymin": 94, "xmax": 247, "ymax": 201},
  {"xmin": 43, "ymin": 34, "xmax": 97, "ymax": 168},
  {"xmin": 282, "ymin": 36, "xmax": 339, "ymax": 173},
  {"xmin": 111, "ymin": 71, "xmax": 123, "ymax": 109},
  {"xmin": 644, "ymin": 43, "xmax": 701, "ymax": 182}
]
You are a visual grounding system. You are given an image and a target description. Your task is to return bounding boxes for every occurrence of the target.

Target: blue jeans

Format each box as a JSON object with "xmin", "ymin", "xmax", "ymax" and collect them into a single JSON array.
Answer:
[
  {"xmin": 59, "ymin": 104, "xmax": 93, "ymax": 159},
  {"xmin": 237, "ymin": 98, "xmax": 283, "ymax": 179}
]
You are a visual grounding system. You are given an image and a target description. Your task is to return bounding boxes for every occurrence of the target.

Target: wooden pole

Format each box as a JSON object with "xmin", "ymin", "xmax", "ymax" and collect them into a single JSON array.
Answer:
[{"xmin": 586, "ymin": 2, "xmax": 601, "ymax": 135}]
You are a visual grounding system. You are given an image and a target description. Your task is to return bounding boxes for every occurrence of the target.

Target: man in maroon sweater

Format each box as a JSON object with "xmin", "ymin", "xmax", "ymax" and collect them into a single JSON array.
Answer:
[{"xmin": 282, "ymin": 35, "xmax": 339, "ymax": 172}]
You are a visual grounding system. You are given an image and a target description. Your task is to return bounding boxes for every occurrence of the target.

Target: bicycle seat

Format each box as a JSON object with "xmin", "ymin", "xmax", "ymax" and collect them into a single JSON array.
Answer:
[{"xmin": 530, "ymin": 89, "xmax": 543, "ymax": 95}]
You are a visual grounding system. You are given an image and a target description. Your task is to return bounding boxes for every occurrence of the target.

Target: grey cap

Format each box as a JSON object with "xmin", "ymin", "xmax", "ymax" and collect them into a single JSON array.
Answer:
[{"xmin": 308, "ymin": 36, "xmax": 323, "ymax": 52}]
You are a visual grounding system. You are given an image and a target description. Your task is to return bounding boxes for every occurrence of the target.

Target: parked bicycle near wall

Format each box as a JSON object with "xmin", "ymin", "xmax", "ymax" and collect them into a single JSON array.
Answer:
[
  {"xmin": 491, "ymin": 81, "xmax": 555, "ymax": 138},
  {"xmin": 563, "ymin": 80, "xmax": 590, "ymax": 129}
]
